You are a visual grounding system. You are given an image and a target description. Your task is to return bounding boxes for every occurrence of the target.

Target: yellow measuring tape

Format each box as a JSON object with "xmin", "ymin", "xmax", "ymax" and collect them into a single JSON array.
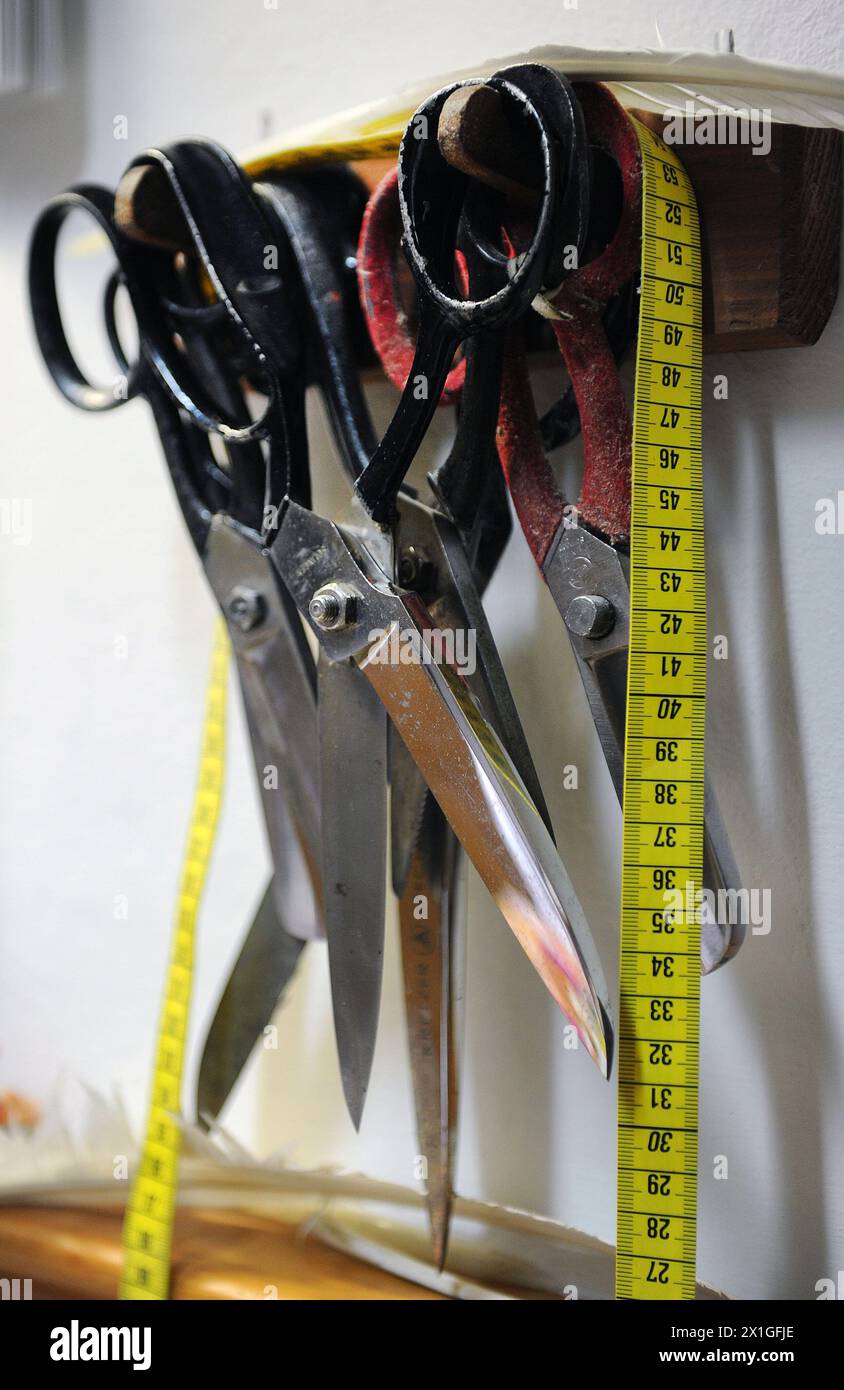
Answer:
[
  {"xmin": 120, "ymin": 621, "xmax": 229, "ymax": 1300},
  {"xmin": 617, "ymin": 119, "xmax": 705, "ymax": 1300}
]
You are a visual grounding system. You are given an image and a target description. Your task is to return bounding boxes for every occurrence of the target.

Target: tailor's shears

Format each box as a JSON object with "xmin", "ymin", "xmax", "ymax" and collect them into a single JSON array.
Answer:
[
  {"xmin": 502, "ymin": 83, "xmax": 743, "ymax": 969},
  {"xmin": 27, "ymin": 175, "xmax": 323, "ymax": 1099},
  {"xmin": 255, "ymin": 131, "xmax": 566, "ymax": 1260},
  {"xmin": 265, "ymin": 64, "xmax": 613, "ymax": 1077},
  {"xmin": 359, "ymin": 79, "xmax": 742, "ymax": 970}
]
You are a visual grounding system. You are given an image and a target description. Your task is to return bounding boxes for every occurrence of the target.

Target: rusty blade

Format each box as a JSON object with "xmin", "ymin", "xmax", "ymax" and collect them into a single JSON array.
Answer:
[{"xmin": 398, "ymin": 798, "xmax": 463, "ymax": 1268}]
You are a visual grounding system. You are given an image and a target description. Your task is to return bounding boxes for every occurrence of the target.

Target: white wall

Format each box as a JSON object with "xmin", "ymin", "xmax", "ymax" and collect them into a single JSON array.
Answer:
[{"xmin": 2, "ymin": 0, "xmax": 843, "ymax": 1299}]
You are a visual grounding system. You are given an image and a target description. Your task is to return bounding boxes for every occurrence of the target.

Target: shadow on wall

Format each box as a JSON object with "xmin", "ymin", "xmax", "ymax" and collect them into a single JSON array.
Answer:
[{"xmin": 698, "ymin": 351, "xmax": 830, "ymax": 1298}]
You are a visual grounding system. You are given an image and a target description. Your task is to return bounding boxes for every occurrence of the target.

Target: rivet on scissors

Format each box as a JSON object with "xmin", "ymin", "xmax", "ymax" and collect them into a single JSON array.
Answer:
[
  {"xmin": 564, "ymin": 594, "xmax": 615, "ymax": 640},
  {"xmin": 227, "ymin": 586, "xmax": 266, "ymax": 633},
  {"xmin": 397, "ymin": 545, "xmax": 434, "ymax": 592}
]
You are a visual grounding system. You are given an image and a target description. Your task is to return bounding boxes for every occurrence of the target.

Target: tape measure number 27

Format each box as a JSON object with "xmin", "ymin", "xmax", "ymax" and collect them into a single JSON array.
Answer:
[{"xmin": 617, "ymin": 119, "xmax": 705, "ymax": 1301}]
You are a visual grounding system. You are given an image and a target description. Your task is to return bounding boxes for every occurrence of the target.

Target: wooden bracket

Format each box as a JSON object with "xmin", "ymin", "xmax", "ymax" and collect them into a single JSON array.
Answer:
[
  {"xmin": 426, "ymin": 90, "xmax": 842, "ymax": 353},
  {"xmin": 116, "ymin": 99, "xmax": 842, "ymax": 358},
  {"xmin": 631, "ymin": 112, "xmax": 842, "ymax": 352}
]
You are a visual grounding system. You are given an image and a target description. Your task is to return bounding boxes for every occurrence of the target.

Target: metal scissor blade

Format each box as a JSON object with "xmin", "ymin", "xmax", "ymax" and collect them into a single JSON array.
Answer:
[
  {"xmin": 318, "ymin": 648, "xmax": 388, "ymax": 1129},
  {"xmin": 272, "ymin": 503, "xmax": 612, "ymax": 1076},
  {"xmin": 240, "ymin": 690, "xmax": 322, "ymax": 941},
  {"xmin": 390, "ymin": 699, "xmax": 463, "ymax": 1266},
  {"xmin": 398, "ymin": 802, "xmax": 462, "ymax": 1270},
  {"xmin": 204, "ymin": 514, "xmax": 323, "ymax": 937},
  {"xmin": 541, "ymin": 522, "xmax": 743, "ymax": 970},
  {"xmin": 363, "ymin": 624, "xmax": 612, "ymax": 1075},
  {"xmin": 196, "ymin": 881, "xmax": 306, "ymax": 1127},
  {"xmin": 197, "ymin": 699, "xmax": 322, "ymax": 1120},
  {"xmin": 390, "ymin": 725, "xmax": 428, "ymax": 897},
  {"xmin": 394, "ymin": 493, "xmax": 556, "ymax": 842}
]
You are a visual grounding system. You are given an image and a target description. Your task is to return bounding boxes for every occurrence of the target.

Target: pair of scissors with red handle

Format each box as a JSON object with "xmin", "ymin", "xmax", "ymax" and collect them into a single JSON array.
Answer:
[
  {"xmin": 359, "ymin": 80, "xmax": 742, "ymax": 971},
  {"xmin": 499, "ymin": 82, "xmax": 742, "ymax": 971}
]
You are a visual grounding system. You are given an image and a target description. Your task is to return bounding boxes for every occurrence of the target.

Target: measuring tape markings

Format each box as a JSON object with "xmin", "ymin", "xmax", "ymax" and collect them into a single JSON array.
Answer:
[
  {"xmin": 617, "ymin": 120, "xmax": 705, "ymax": 1301},
  {"xmin": 120, "ymin": 621, "xmax": 229, "ymax": 1300}
]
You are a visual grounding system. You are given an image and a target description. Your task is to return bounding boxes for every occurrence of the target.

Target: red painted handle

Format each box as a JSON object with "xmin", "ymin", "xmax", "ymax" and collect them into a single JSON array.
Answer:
[
  {"xmin": 546, "ymin": 82, "xmax": 643, "ymax": 540},
  {"xmin": 553, "ymin": 306, "xmax": 632, "ymax": 539},
  {"xmin": 497, "ymin": 330, "xmax": 566, "ymax": 566},
  {"xmin": 356, "ymin": 167, "xmax": 466, "ymax": 405}
]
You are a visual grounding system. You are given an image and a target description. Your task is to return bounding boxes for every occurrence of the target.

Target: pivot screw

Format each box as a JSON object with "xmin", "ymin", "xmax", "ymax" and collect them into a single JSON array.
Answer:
[
  {"xmin": 564, "ymin": 594, "xmax": 615, "ymax": 639},
  {"xmin": 227, "ymin": 586, "xmax": 266, "ymax": 632},
  {"xmin": 397, "ymin": 545, "xmax": 434, "ymax": 591},
  {"xmin": 309, "ymin": 582, "xmax": 358, "ymax": 631}
]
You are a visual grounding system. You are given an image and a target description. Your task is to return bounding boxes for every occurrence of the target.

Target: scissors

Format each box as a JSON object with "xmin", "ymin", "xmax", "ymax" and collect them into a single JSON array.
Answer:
[
  {"xmin": 255, "ymin": 166, "xmax": 468, "ymax": 1260},
  {"xmin": 61, "ymin": 142, "xmax": 465, "ymax": 1207},
  {"xmin": 265, "ymin": 65, "xmax": 613, "ymax": 1078},
  {"xmin": 30, "ymin": 77, "xmax": 616, "ymax": 1264},
  {"xmin": 360, "ymin": 80, "xmax": 744, "ymax": 973},
  {"xmin": 255, "ymin": 133, "xmax": 565, "ymax": 1259},
  {"xmin": 117, "ymin": 151, "xmax": 472, "ymax": 1259},
  {"xmin": 240, "ymin": 71, "xmax": 613, "ymax": 1075},
  {"xmin": 27, "ymin": 175, "xmax": 325, "ymax": 1110}
]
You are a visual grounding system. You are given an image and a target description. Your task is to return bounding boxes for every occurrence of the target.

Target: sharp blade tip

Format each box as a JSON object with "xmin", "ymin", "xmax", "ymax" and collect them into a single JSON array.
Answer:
[{"xmin": 341, "ymin": 1074, "xmax": 368, "ymax": 1132}]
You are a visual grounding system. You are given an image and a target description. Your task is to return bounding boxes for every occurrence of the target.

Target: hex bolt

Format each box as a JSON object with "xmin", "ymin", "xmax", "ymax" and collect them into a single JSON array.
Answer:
[
  {"xmin": 227, "ymin": 586, "xmax": 266, "ymax": 632},
  {"xmin": 564, "ymin": 594, "xmax": 615, "ymax": 639},
  {"xmin": 309, "ymin": 582, "xmax": 358, "ymax": 631}
]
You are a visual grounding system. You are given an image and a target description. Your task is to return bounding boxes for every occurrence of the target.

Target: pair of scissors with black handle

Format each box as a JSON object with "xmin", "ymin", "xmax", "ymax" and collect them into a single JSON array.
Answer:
[{"xmin": 28, "ymin": 171, "xmax": 324, "ymax": 1102}]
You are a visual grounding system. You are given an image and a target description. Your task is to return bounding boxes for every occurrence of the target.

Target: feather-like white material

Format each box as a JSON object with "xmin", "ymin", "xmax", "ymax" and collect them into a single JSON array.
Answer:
[
  {"xmin": 240, "ymin": 44, "xmax": 844, "ymax": 173},
  {"xmin": 0, "ymin": 1083, "xmax": 730, "ymax": 1299}
]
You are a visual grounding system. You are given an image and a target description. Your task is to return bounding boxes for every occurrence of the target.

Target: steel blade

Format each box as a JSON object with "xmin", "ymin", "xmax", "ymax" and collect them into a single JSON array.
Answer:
[
  {"xmin": 196, "ymin": 881, "xmax": 306, "ymax": 1127},
  {"xmin": 204, "ymin": 514, "xmax": 322, "ymax": 936},
  {"xmin": 542, "ymin": 522, "xmax": 743, "ymax": 971},
  {"xmin": 318, "ymin": 649, "xmax": 388, "ymax": 1129},
  {"xmin": 394, "ymin": 493, "xmax": 555, "ymax": 840},
  {"xmin": 398, "ymin": 799, "xmax": 463, "ymax": 1268}
]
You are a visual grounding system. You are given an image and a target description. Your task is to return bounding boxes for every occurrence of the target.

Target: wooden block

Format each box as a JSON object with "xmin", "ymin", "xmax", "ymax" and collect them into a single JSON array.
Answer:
[
  {"xmin": 428, "ymin": 92, "xmax": 842, "ymax": 354},
  {"xmin": 631, "ymin": 111, "xmax": 842, "ymax": 352},
  {"xmin": 116, "ymin": 117, "xmax": 842, "ymax": 357}
]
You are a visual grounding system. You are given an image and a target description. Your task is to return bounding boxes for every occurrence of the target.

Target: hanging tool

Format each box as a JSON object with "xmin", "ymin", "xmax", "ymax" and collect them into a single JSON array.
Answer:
[
  {"xmin": 267, "ymin": 68, "xmax": 613, "ymax": 1074},
  {"xmin": 27, "ymin": 180, "xmax": 323, "ymax": 1110},
  {"xmin": 360, "ymin": 79, "xmax": 742, "ymax": 971},
  {"xmin": 494, "ymin": 83, "xmax": 742, "ymax": 971},
  {"xmin": 254, "ymin": 140, "xmax": 572, "ymax": 1257},
  {"xmin": 109, "ymin": 138, "xmax": 390, "ymax": 1132},
  {"xmin": 110, "ymin": 113, "xmax": 614, "ymax": 1267},
  {"xmin": 253, "ymin": 166, "xmax": 464, "ymax": 1258}
]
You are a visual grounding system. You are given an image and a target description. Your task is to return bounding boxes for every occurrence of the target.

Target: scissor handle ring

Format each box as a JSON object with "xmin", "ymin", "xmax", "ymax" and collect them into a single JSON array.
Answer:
[
  {"xmin": 103, "ymin": 268, "xmax": 134, "ymax": 377},
  {"xmin": 548, "ymin": 83, "xmax": 642, "ymax": 314},
  {"xmin": 397, "ymin": 77, "xmax": 558, "ymax": 335},
  {"xmin": 357, "ymin": 166, "xmax": 467, "ymax": 403},
  {"xmin": 28, "ymin": 185, "xmax": 145, "ymax": 412},
  {"xmin": 120, "ymin": 141, "xmax": 301, "ymax": 448}
]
